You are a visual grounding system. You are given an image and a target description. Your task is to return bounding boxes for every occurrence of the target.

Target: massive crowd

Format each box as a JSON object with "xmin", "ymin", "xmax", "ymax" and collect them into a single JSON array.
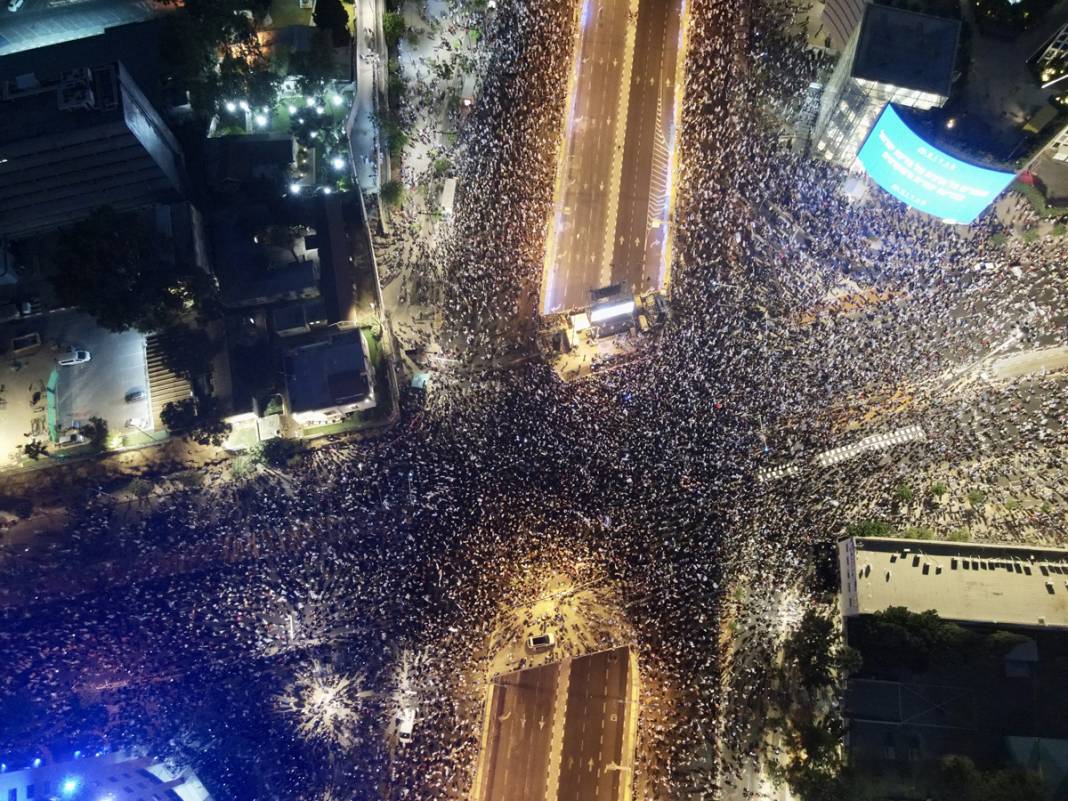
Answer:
[{"xmin": 1, "ymin": 0, "xmax": 1067, "ymax": 799}]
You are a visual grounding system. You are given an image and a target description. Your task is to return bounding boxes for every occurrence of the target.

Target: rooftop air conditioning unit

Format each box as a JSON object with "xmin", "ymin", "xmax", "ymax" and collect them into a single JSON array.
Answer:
[{"xmin": 58, "ymin": 67, "xmax": 95, "ymax": 111}]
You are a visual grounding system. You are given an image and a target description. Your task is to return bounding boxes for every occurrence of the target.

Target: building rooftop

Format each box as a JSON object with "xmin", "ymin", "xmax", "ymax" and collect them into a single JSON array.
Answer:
[
  {"xmin": 0, "ymin": 19, "xmax": 174, "ymax": 111},
  {"xmin": 0, "ymin": 61, "xmax": 185, "ymax": 237},
  {"xmin": 840, "ymin": 537, "xmax": 1068, "ymax": 629},
  {"xmin": 851, "ymin": 4, "xmax": 960, "ymax": 97},
  {"xmin": 205, "ymin": 134, "xmax": 295, "ymax": 191},
  {"xmin": 284, "ymin": 328, "xmax": 370, "ymax": 414}
]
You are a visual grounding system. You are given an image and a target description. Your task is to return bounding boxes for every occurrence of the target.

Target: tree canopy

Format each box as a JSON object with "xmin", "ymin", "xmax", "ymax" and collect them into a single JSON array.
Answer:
[
  {"xmin": 783, "ymin": 609, "xmax": 838, "ymax": 691},
  {"xmin": 159, "ymin": 0, "xmax": 275, "ymax": 114},
  {"xmin": 158, "ymin": 324, "xmax": 221, "ymax": 381},
  {"xmin": 313, "ymin": 0, "xmax": 351, "ymax": 46},
  {"xmin": 161, "ymin": 397, "xmax": 232, "ymax": 447},
  {"xmin": 50, "ymin": 207, "xmax": 197, "ymax": 333}
]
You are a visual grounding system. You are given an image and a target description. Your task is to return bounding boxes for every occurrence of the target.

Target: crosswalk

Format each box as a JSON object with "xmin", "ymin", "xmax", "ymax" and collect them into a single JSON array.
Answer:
[{"xmin": 756, "ymin": 424, "xmax": 927, "ymax": 482}]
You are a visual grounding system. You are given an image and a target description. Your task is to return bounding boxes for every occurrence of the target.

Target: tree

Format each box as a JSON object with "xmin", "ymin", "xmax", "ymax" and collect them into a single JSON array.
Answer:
[
  {"xmin": 380, "ymin": 180, "xmax": 404, "ymax": 206},
  {"xmin": 313, "ymin": 0, "xmax": 351, "ymax": 46},
  {"xmin": 382, "ymin": 10, "xmax": 406, "ymax": 49},
  {"xmin": 249, "ymin": 438, "xmax": 301, "ymax": 468},
  {"xmin": 893, "ymin": 483, "xmax": 914, "ymax": 504},
  {"xmin": 84, "ymin": 416, "xmax": 109, "ymax": 450},
  {"xmin": 50, "ymin": 207, "xmax": 192, "ymax": 333},
  {"xmin": 161, "ymin": 397, "xmax": 231, "ymax": 447},
  {"xmin": 845, "ymin": 519, "xmax": 892, "ymax": 538},
  {"xmin": 160, "ymin": 0, "xmax": 264, "ymax": 113},
  {"xmin": 288, "ymin": 37, "xmax": 337, "ymax": 82},
  {"xmin": 784, "ymin": 610, "xmax": 837, "ymax": 690},
  {"xmin": 934, "ymin": 756, "xmax": 1045, "ymax": 801},
  {"xmin": 929, "ymin": 481, "xmax": 948, "ymax": 499},
  {"xmin": 159, "ymin": 324, "xmax": 220, "ymax": 381}
]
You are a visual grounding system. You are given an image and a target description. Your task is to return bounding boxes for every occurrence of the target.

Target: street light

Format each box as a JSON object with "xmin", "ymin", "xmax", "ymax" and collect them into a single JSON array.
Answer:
[
  {"xmin": 255, "ymin": 114, "xmax": 268, "ymax": 127},
  {"xmin": 289, "ymin": 183, "xmax": 303, "ymax": 195},
  {"xmin": 331, "ymin": 156, "xmax": 346, "ymax": 170},
  {"xmin": 225, "ymin": 100, "xmax": 237, "ymax": 113}
]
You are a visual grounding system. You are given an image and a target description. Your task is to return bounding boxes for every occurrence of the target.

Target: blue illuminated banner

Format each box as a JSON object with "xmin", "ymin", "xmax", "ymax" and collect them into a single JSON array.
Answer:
[{"xmin": 857, "ymin": 105, "xmax": 1015, "ymax": 224}]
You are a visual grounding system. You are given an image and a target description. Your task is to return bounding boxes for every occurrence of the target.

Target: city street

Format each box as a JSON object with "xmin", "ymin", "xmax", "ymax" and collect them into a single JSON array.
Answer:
[
  {"xmin": 542, "ymin": 0, "xmax": 683, "ymax": 312},
  {"xmin": 476, "ymin": 647, "xmax": 635, "ymax": 801},
  {"xmin": 0, "ymin": 0, "xmax": 160, "ymax": 55}
]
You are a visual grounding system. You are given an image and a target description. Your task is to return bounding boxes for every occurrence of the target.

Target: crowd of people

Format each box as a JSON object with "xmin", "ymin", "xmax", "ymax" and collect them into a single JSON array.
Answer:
[{"xmin": 1, "ymin": 0, "xmax": 1067, "ymax": 799}]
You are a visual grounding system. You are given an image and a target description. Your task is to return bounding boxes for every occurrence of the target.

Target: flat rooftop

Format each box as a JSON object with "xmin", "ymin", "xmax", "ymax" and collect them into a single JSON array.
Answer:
[
  {"xmin": 851, "ymin": 4, "xmax": 960, "ymax": 97},
  {"xmin": 472, "ymin": 646, "xmax": 638, "ymax": 801},
  {"xmin": 839, "ymin": 537, "xmax": 1068, "ymax": 629}
]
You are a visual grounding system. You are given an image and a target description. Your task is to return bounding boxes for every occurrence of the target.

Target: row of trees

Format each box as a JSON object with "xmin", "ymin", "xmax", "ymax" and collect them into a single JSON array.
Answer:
[{"xmin": 850, "ymin": 606, "xmax": 1028, "ymax": 673}]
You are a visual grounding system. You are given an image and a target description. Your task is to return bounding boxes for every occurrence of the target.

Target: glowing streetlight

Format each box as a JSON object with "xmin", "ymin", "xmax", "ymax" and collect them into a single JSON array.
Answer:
[
  {"xmin": 238, "ymin": 100, "xmax": 250, "ymax": 112},
  {"xmin": 287, "ymin": 104, "xmax": 298, "ymax": 114},
  {"xmin": 305, "ymin": 96, "xmax": 315, "ymax": 107},
  {"xmin": 322, "ymin": 186, "xmax": 333, "ymax": 195},
  {"xmin": 61, "ymin": 777, "xmax": 80, "ymax": 795},
  {"xmin": 315, "ymin": 105, "xmax": 325, "ymax": 115},
  {"xmin": 289, "ymin": 183, "xmax": 302, "ymax": 195},
  {"xmin": 331, "ymin": 94, "xmax": 343, "ymax": 106},
  {"xmin": 224, "ymin": 100, "xmax": 237, "ymax": 113},
  {"xmin": 255, "ymin": 114, "xmax": 268, "ymax": 127},
  {"xmin": 331, "ymin": 156, "xmax": 346, "ymax": 170}
]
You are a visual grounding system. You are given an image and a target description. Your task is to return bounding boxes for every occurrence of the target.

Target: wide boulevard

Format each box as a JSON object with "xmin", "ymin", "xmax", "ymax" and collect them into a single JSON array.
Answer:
[{"xmin": 542, "ymin": 0, "xmax": 684, "ymax": 313}]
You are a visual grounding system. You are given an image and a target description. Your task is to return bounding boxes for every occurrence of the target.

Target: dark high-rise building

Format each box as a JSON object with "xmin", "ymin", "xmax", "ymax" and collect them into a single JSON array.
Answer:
[{"xmin": 0, "ymin": 61, "xmax": 185, "ymax": 239}]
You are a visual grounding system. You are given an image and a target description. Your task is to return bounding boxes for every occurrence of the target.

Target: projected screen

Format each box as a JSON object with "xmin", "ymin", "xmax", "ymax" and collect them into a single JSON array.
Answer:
[{"xmin": 857, "ymin": 106, "xmax": 1015, "ymax": 224}]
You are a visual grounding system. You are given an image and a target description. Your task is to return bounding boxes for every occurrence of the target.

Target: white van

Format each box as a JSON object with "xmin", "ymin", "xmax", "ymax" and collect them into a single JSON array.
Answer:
[{"xmin": 396, "ymin": 705, "xmax": 416, "ymax": 743}]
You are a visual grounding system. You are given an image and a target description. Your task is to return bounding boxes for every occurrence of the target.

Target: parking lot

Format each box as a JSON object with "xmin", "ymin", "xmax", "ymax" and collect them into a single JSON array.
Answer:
[{"xmin": 0, "ymin": 311, "xmax": 150, "ymax": 466}]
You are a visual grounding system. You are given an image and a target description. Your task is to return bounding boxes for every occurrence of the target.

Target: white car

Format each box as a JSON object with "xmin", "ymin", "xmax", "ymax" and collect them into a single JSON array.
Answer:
[
  {"xmin": 57, "ymin": 349, "xmax": 91, "ymax": 366},
  {"xmin": 527, "ymin": 632, "xmax": 555, "ymax": 651},
  {"xmin": 8, "ymin": 0, "xmax": 25, "ymax": 11}
]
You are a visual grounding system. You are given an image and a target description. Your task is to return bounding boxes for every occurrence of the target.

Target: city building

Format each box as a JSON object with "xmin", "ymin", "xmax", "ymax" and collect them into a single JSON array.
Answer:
[
  {"xmin": 812, "ymin": 4, "xmax": 960, "ymax": 165},
  {"xmin": 838, "ymin": 537, "xmax": 1068, "ymax": 798},
  {"xmin": 1037, "ymin": 22, "xmax": 1068, "ymax": 88},
  {"xmin": 820, "ymin": 0, "xmax": 867, "ymax": 52},
  {"xmin": 282, "ymin": 327, "xmax": 376, "ymax": 425},
  {"xmin": 0, "ymin": 20, "xmax": 187, "ymax": 119},
  {"xmin": 838, "ymin": 536, "xmax": 1068, "ymax": 630},
  {"xmin": 0, "ymin": 750, "xmax": 212, "ymax": 801},
  {"xmin": 204, "ymin": 134, "xmax": 297, "ymax": 195},
  {"xmin": 0, "ymin": 61, "xmax": 186, "ymax": 239}
]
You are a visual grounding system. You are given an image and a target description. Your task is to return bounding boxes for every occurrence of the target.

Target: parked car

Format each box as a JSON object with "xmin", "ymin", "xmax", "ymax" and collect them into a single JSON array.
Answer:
[
  {"xmin": 57, "ymin": 349, "xmax": 91, "ymax": 366},
  {"xmin": 124, "ymin": 389, "xmax": 146, "ymax": 403}
]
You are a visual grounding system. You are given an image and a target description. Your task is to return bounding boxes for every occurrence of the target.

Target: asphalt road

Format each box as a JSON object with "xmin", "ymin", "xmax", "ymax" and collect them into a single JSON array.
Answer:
[
  {"xmin": 480, "ymin": 662, "xmax": 560, "ymax": 801},
  {"xmin": 556, "ymin": 648, "xmax": 631, "ymax": 801},
  {"xmin": 0, "ymin": 0, "xmax": 157, "ymax": 55},
  {"xmin": 609, "ymin": 0, "xmax": 681, "ymax": 295},
  {"xmin": 542, "ymin": 0, "xmax": 682, "ymax": 313},
  {"xmin": 477, "ymin": 647, "xmax": 634, "ymax": 801}
]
